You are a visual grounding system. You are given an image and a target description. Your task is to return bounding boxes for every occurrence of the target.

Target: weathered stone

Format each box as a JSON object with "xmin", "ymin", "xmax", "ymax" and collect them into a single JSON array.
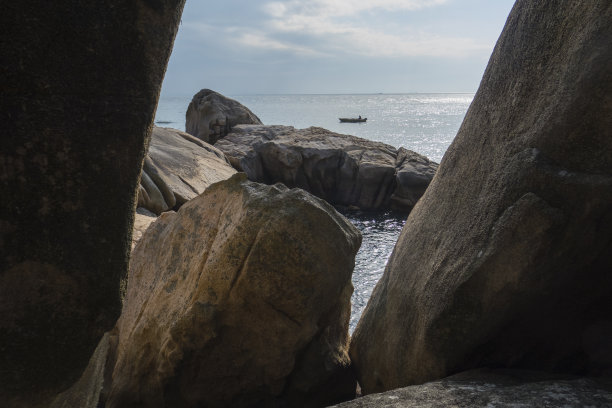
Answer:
[
  {"xmin": 106, "ymin": 174, "xmax": 361, "ymax": 407},
  {"xmin": 185, "ymin": 89, "xmax": 262, "ymax": 143},
  {"xmin": 215, "ymin": 125, "xmax": 437, "ymax": 212},
  {"xmin": 132, "ymin": 208, "xmax": 158, "ymax": 251},
  {"xmin": 332, "ymin": 369, "xmax": 612, "ymax": 408},
  {"xmin": 351, "ymin": 0, "xmax": 612, "ymax": 394},
  {"xmin": 137, "ymin": 126, "xmax": 237, "ymax": 214},
  {"xmin": 0, "ymin": 1, "xmax": 185, "ymax": 406},
  {"xmin": 391, "ymin": 148, "xmax": 438, "ymax": 210}
]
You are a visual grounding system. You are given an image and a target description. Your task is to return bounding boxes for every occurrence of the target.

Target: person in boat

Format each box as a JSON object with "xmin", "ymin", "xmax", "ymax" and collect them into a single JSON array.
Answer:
[{"xmin": 358, "ymin": 115, "xmax": 362, "ymax": 119}]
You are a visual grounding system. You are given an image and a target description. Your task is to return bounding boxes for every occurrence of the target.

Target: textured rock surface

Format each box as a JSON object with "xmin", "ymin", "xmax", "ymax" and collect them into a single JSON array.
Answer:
[
  {"xmin": 131, "ymin": 208, "xmax": 158, "ymax": 251},
  {"xmin": 107, "ymin": 174, "xmax": 361, "ymax": 407},
  {"xmin": 391, "ymin": 147, "xmax": 439, "ymax": 210},
  {"xmin": 351, "ymin": 0, "xmax": 612, "ymax": 394},
  {"xmin": 215, "ymin": 125, "xmax": 437, "ymax": 212},
  {"xmin": 137, "ymin": 126, "xmax": 237, "ymax": 214},
  {"xmin": 0, "ymin": 1, "xmax": 185, "ymax": 407},
  {"xmin": 332, "ymin": 369, "xmax": 612, "ymax": 407},
  {"xmin": 185, "ymin": 89, "xmax": 262, "ymax": 143}
]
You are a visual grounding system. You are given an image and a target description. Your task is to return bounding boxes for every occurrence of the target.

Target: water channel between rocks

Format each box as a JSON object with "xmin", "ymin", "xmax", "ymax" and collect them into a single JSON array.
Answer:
[{"xmin": 339, "ymin": 210, "xmax": 406, "ymax": 332}]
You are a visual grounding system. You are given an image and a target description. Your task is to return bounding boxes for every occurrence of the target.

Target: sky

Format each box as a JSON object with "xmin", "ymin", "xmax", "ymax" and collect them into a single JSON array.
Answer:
[{"xmin": 160, "ymin": 0, "xmax": 516, "ymax": 96}]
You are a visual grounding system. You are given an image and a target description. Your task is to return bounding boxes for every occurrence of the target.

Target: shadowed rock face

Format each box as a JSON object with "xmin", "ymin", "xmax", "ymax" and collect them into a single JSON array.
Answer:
[
  {"xmin": 351, "ymin": 0, "xmax": 612, "ymax": 394},
  {"xmin": 107, "ymin": 174, "xmax": 361, "ymax": 408},
  {"xmin": 0, "ymin": 1, "xmax": 185, "ymax": 406}
]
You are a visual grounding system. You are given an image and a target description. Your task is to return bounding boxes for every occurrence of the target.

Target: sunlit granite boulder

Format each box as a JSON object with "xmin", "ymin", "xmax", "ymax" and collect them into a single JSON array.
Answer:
[
  {"xmin": 350, "ymin": 0, "xmax": 612, "ymax": 394},
  {"xmin": 186, "ymin": 89, "xmax": 262, "ymax": 144},
  {"xmin": 107, "ymin": 174, "xmax": 361, "ymax": 407},
  {"xmin": 137, "ymin": 126, "xmax": 237, "ymax": 214},
  {"xmin": 215, "ymin": 125, "xmax": 437, "ymax": 212}
]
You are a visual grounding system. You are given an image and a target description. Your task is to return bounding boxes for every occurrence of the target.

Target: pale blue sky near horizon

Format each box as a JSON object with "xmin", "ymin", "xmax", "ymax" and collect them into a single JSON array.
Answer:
[{"xmin": 160, "ymin": 0, "xmax": 516, "ymax": 97}]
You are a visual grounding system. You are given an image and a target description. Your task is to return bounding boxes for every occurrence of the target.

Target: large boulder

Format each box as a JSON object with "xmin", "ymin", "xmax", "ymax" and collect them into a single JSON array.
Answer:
[
  {"xmin": 185, "ymin": 89, "xmax": 262, "ymax": 143},
  {"xmin": 106, "ymin": 174, "xmax": 361, "ymax": 407},
  {"xmin": 137, "ymin": 126, "xmax": 237, "ymax": 214},
  {"xmin": 0, "ymin": 1, "xmax": 185, "ymax": 406},
  {"xmin": 350, "ymin": 0, "xmax": 612, "ymax": 394},
  {"xmin": 215, "ymin": 125, "xmax": 437, "ymax": 212},
  {"xmin": 332, "ymin": 369, "xmax": 612, "ymax": 407}
]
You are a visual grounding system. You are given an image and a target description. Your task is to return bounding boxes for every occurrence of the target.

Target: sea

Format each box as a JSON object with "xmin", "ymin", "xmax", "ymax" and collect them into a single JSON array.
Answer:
[{"xmin": 155, "ymin": 93, "xmax": 473, "ymax": 331}]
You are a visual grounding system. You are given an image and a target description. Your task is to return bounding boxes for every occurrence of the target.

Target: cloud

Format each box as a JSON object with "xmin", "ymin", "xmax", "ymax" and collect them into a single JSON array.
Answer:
[
  {"xmin": 233, "ymin": 31, "xmax": 325, "ymax": 57},
  {"xmin": 263, "ymin": 0, "xmax": 449, "ymax": 18},
  {"xmin": 327, "ymin": 27, "xmax": 489, "ymax": 58},
  {"xmin": 257, "ymin": 0, "xmax": 488, "ymax": 58},
  {"xmin": 181, "ymin": 0, "xmax": 489, "ymax": 59},
  {"xmin": 182, "ymin": 15, "xmax": 323, "ymax": 58}
]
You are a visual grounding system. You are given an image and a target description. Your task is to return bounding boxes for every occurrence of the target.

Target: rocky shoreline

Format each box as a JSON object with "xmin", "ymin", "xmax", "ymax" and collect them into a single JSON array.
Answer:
[{"xmin": 2, "ymin": 1, "xmax": 612, "ymax": 407}]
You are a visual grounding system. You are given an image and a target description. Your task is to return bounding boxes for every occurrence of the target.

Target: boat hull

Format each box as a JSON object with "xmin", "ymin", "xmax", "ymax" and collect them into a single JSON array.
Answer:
[{"xmin": 339, "ymin": 118, "xmax": 367, "ymax": 123}]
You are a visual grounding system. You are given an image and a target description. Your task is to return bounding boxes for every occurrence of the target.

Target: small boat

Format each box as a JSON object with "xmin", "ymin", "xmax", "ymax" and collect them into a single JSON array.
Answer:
[{"xmin": 339, "ymin": 117, "xmax": 367, "ymax": 123}]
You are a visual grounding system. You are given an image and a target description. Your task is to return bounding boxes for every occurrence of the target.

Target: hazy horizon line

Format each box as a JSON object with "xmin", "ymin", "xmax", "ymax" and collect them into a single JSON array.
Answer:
[{"xmin": 161, "ymin": 91, "xmax": 477, "ymax": 98}]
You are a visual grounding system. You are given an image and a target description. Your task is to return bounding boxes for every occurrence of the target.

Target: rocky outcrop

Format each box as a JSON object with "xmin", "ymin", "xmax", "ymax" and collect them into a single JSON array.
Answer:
[
  {"xmin": 215, "ymin": 125, "xmax": 437, "ymax": 212},
  {"xmin": 106, "ymin": 174, "xmax": 361, "ymax": 407},
  {"xmin": 137, "ymin": 126, "xmax": 237, "ymax": 214},
  {"xmin": 185, "ymin": 89, "xmax": 262, "ymax": 144},
  {"xmin": 332, "ymin": 369, "xmax": 612, "ymax": 407},
  {"xmin": 0, "ymin": 1, "xmax": 185, "ymax": 406},
  {"xmin": 350, "ymin": 0, "xmax": 612, "ymax": 394}
]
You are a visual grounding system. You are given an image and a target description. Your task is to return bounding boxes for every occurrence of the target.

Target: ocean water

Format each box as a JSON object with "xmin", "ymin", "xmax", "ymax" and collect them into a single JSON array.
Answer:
[
  {"xmin": 155, "ymin": 93, "xmax": 473, "ymax": 331},
  {"xmin": 156, "ymin": 93, "xmax": 473, "ymax": 163}
]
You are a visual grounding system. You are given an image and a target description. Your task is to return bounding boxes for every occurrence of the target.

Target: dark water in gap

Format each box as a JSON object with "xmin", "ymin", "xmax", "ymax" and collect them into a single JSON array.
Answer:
[{"xmin": 339, "ymin": 209, "xmax": 407, "ymax": 333}]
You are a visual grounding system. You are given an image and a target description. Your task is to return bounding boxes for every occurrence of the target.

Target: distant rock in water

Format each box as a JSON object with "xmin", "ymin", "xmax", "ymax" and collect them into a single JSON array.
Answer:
[
  {"xmin": 186, "ymin": 89, "xmax": 262, "ymax": 144},
  {"xmin": 215, "ymin": 125, "xmax": 438, "ymax": 212},
  {"xmin": 331, "ymin": 369, "xmax": 612, "ymax": 407},
  {"xmin": 138, "ymin": 126, "xmax": 237, "ymax": 215},
  {"xmin": 350, "ymin": 0, "xmax": 612, "ymax": 394},
  {"xmin": 107, "ymin": 174, "xmax": 361, "ymax": 407}
]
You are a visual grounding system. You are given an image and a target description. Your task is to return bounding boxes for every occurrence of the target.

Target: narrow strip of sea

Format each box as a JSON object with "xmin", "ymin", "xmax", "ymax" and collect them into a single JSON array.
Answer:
[{"xmin": 155, "ymin": 93, "xmax": 473, "ymax": 331}]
